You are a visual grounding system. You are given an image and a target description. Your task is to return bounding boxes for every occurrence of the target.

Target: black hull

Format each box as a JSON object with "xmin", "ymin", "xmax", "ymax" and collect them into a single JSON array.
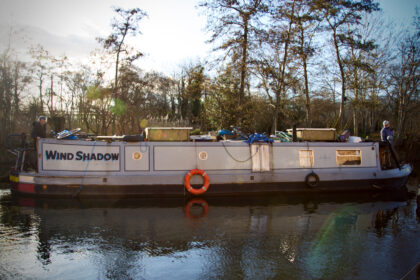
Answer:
[{"xmin": 10, "ymin": 176, "xmax": 409, "ymax": 198}]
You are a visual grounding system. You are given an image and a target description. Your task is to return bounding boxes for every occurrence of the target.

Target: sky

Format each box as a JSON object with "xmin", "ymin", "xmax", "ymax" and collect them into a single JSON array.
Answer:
[
  {"xmin": 0, "ymin": 0, "xmax": 418, "ymax": 76},
  {"xmin": 0, "ymin": 0, "xmax": 210, "ymax": 75}
]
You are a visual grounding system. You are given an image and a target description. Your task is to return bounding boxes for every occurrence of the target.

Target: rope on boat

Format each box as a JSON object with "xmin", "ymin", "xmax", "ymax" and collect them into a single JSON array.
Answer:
[
  {"xmin": 221, "ymin": 141, "xmax": 258, "ymax": 163},
  {"xmin": 139, "ymin": 139, "xmax": 148, "ymax": 153},
  {"xmin": 400, "ymin": 261, "xmax": 420, "ymax": 280},
  {"xmin": 73, "ymin": 140, "xmax": 97, "ymax": 198}
]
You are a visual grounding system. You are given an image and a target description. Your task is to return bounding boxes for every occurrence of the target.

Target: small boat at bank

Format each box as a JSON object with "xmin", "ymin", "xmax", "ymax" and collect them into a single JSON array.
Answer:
[{"xmin": 8, "ymin": 128, "xmax": 412, "ymax": 197}]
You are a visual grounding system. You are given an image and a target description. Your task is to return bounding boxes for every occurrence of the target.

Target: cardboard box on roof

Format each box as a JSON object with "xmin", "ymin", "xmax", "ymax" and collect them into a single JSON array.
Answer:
[
  {"xmin": 145, "ymin": 127, "xmax": 193, "ymax": 141},
  {"xmin": 286, "ymin": 128, "xmax": 336, "ymax": 141}
]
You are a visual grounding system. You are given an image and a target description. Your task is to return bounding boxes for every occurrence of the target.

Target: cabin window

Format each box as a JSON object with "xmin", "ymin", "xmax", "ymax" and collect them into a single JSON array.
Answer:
[
  {"xmin": 299, "ymin": 150, "xmax": 314, "ymax": 168},
  {"xmin": 336, "ymin": 150, "xmax": 361, "ymax": 166}
]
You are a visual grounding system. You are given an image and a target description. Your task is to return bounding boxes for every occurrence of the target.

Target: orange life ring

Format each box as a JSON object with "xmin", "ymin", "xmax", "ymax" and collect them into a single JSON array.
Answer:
[
  {"xmin": 184, "ymin": 169, "xmax": 210, "ymax": 195},
  {"xmin": 185, "ymin": 198, "xmax": 209, "ymax": 219}
]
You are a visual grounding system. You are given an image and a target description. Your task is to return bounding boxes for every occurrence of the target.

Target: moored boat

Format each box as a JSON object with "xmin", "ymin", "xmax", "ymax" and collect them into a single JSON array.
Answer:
[{"xmin": 8, "ymin": 130, "xmax": 412, "ymax": 197}]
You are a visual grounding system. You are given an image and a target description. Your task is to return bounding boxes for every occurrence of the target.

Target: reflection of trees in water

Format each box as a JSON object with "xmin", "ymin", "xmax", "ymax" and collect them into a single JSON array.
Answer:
[
  {"xmin": 1, "ymin": 193, "xmax": 419, "ymax": 279},
  {"xmin": 198, "ymin": 205, "xmax": 313, "ymax": 279},
  {"xmin": 37, "ymin": 226, "xmax": 52, "ymax": 265},
  {"xmin": 417, "ymin": 198, "xmax": 420, "ymax": 220},
  {"xmin": 374, "ymin": 208, "xmax": 400, "ymax": 237},
  {"xmin": 31, "ymin": 206, "xmax": 205, "ymax": 277},
  {"xmin": 370, "ymin": 203, "xmax": 420, "ymax": 280},
  {"xmin": 0, "ymin": 166, "xmax": 13, "ymax": 182},
  {"xmin": 100, "ymin": 247, "xmax": 143, "ymax": 279},
  {"xmin": 0, "ymin": 192, "xmax": 50, "ymax": 269},
  {"xmin": 0, "ymin": 194, "xmax": 34, "ymax": 233},
  {"xmin": 374, "ymin": 200, "xmax": 419, "ymax": 237},
  {"xmin": 0, "ymin": 196, "xmax": 357, "ymax": 279},
  {"xmin": 304, "ymin": 206, "xmax": 364, "ymax": 279}
]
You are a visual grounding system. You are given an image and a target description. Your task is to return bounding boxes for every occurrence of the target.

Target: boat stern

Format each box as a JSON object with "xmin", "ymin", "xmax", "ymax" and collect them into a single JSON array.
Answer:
[
  {"xmin": 373, "ymin": 163, "xmax": 412, "ymax": 190},
  {"xmin": 10, "ymin": 173, "xmax": 37, "ymax": 196}
]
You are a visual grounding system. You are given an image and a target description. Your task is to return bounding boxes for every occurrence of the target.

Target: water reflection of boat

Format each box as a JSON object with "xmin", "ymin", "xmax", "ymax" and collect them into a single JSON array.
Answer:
[
  {"xmin": 1, "ymin": 192, "xmax": 417, "ymax": 279},
  {"xmin": 9, "ymin": 137, "xmax": 411, "ymax": 197},
  {"xmin": 8, "ymin": 193, "xmax": 410, "ymax": 244}
]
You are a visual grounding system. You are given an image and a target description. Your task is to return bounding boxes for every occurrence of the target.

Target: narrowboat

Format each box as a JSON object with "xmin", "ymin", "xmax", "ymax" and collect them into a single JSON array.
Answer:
[{"xmin": 8, "ymin": 127, "xmax": 411, "ymax": 197}]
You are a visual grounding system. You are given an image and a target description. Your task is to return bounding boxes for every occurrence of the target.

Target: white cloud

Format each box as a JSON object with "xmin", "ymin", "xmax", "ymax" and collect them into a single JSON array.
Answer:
[
  {"xmin": 0, "ymin": 24, "xmax": 98, "ymax": 60},
  {"xmin": 0, "ymin": 0, "xmax": 211, "ymax": 76}
]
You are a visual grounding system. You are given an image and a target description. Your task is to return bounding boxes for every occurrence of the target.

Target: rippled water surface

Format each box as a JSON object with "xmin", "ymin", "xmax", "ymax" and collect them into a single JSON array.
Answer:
[{"xmin": 1, "ymin": 187, "xmax": 419, "ymax": 280}]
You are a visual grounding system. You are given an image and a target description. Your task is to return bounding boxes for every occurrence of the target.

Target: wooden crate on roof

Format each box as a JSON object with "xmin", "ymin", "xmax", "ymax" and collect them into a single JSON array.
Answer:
[
  {"xmin": 145, "ymin": 127, "xmax": 193, "ymax": 141},
  {"xmin": 286, "ymin": 128, "xmax": 336, "ymax": 141}
]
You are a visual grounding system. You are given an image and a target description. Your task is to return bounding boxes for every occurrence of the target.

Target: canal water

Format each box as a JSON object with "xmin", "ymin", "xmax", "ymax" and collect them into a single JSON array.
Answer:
[{"xmin": 1, "ymin": 185, "xmax": 419, "ymax": 280}]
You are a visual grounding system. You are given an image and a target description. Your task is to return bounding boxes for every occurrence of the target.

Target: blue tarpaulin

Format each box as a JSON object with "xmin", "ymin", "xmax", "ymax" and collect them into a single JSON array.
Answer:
[{"xmin": 245, "ymin": 133, "xmax": 273, "ymax": 144}]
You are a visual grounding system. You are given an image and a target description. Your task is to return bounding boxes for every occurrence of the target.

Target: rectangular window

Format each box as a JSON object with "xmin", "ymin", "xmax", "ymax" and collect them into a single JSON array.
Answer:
[
  {"xmin": 299, "ymin": 150, "xmax": 314, "ymax": 168},
  {"xmin": 336, "ymin": 150, "xmax": 361, "ymax": 166}
]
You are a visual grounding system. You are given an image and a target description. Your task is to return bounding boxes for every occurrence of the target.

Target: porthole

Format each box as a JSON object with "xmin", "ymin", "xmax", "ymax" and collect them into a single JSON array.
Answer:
[
  {"xmin": 132, "ymin": 152, "xmax": 142, "ymax": 160},
  {"xmin": 198, "ymin": 151, "xmax": 208, "ymax": 161}
]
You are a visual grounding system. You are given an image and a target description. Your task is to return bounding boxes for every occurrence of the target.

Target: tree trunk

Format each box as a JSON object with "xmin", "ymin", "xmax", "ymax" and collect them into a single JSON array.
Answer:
[
  {"xmin": 271, "ymin": 91, "xmax": 280, "ymax": 134},
  {"xmin": 13, "ymin": 64, "xmax": 19, "ymax": 129},
  {"xmin": 50, "ymin": 74, "xmax": 54, "ymax": 117},
  {"xmin": 272, "ymin": 0, "xmax": 295, "ymax": 134},
  {"xmin": 112, "ymin": 48, "xmax": 120, "ymax": 136},
  {"xmin": 397, "ymin": 93, "xmax": 406, "ymax": 139},
  {"xmin": 331, "ymin": 26, "xmax": 346, "ymax": 129},
  {"xmin": 297, "ymin": 16, "xmax": 311, "ymax": 127},
  {"xmin": 303, "ymin": 58, "xmax": 311, "ymax": 127},
  {"xmin": 239, "ymin": 15, "xmax": 249, "ymax": 105},
  {"xmin": 353, "ymin": 73, "xmax": 359, "ymax": 135},
  {"xmin": 39, "ymin": 77, "xmax": 43, "ymax": 113},
  {"xmin": 115, "ymin": 50, "xmax": 120, "ymax": 92}
]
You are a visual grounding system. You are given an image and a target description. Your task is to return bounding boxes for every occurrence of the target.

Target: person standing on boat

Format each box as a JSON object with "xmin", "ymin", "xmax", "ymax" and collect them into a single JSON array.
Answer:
[
  {"xmin": 380, "ymin": 120, "xmax": 395, "ymax": 169},
  {"xmin": 28, "ymin": 116, "xmax": 47, "ymax": 170},
  {"xmin": 381, "ymin": 120, "xmax": 394, "ymax": 144},
  {"xmin": 31, "ymin": 116, "xmax": 47, "ymax": 143}
]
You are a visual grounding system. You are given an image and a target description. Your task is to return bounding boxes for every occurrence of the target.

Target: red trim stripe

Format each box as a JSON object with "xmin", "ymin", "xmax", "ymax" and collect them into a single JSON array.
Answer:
[{"xmin": 17, "ymin": 183, "xmax": 35, "ymax": 193}]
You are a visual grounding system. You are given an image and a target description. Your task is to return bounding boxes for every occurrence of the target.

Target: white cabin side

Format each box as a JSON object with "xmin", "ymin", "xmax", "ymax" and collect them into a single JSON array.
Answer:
[{"xmin": 38, "ymin": 139, "xmax": 379, "ymax": 175}]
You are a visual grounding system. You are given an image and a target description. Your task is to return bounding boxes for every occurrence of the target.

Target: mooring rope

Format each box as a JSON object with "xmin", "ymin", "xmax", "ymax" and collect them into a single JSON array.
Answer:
[
  {"xmin": 73, "ymin": 140, "xmax": 97, "ymax": 198},
  {"xmin": 221, "ymin": 141, "xmax": 258, "ymax": 163},
  {"xmin": 139, "ymin": 138, "xmax": 149, "ymax": 153},
  {"xmin": 400, "ymin": 261, "xmax": 420, "ymax": 280}
]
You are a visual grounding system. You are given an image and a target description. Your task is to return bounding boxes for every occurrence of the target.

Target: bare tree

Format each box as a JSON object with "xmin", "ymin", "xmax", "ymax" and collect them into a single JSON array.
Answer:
[
  {"xmin": 29, "ymin": 45, "xmax": 52, "ymax": 114},
  {"xmin": 199, "ymin": 0, "xmax": 268, "ymax": 105},
  {"xmin": 97, "ymin": 7, "xmax": 148, "ymax": 94},
  {"xmin": 293, "ymin": 0, "xmax": 320, "ymax": 127},
  {"xmin": 387, "ymin": 20, "xmax": 420, "ymax": 138},
  {"xmin": 312, "ymin": 0, "xmax": 379, "ymax": 129},
  {"xmin": 254, "ymin": 0, "xmax": 297, "ymax": 133}
]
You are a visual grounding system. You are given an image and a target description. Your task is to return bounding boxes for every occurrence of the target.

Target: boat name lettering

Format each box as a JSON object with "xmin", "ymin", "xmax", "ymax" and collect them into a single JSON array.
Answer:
[{"xmin": 45, "ymin": 150, "xmax": 119, "ymax": 161}]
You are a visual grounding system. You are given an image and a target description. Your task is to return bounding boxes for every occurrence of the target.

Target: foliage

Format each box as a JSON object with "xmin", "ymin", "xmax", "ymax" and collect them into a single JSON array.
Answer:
[
  {"xmin": 199, "ymin": 0, "xmax": 268, "ymax": 104},
  {"xmin": 110, "ymin": 98, "xmax": 127, "ymax": 116},
  {"xmin": 97, "ymin": 7, "xmax": 148, "ymax": 92},
  {"xmin": 311, "ymin": 0, "xmax": 380, "ymax": 129}
]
